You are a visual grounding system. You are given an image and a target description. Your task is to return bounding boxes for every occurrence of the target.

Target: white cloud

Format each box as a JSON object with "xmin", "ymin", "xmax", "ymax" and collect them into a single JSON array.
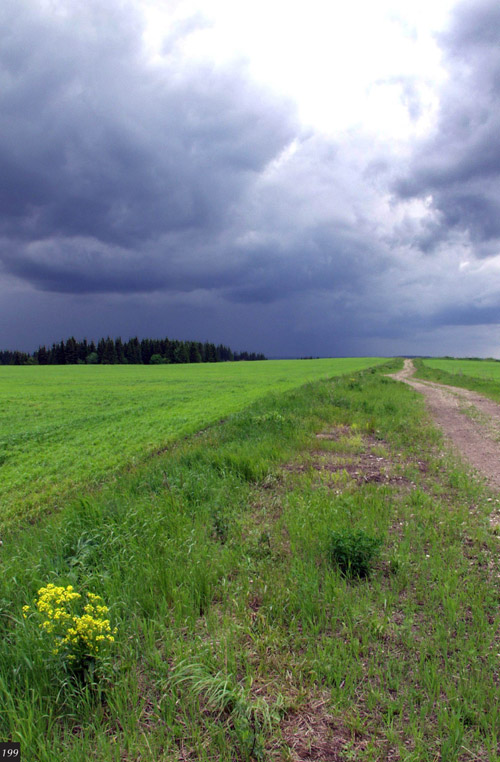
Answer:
[{"xmin": 141, "ymin": 0, "xmax": 454, "ymax": 141}]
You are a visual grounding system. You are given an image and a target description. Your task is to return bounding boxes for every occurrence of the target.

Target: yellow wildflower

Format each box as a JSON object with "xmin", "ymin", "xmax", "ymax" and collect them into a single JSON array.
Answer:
[{"xmin": 27, "ymin": 584, "xmax": 116, "ymax": 665}]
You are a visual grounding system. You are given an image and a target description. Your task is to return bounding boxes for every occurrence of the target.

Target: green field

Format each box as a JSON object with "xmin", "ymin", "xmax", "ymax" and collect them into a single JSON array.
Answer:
[
  {"xmin": 0, "ymin": 358, "xmax": 385, "ymax": 527},
  {"xmin": 423, "ymin": 357, "xmax": 500, "ymax": 380},
  {"xmin": 2, "ymin": 360, "xmax": 500, "ymax": 760},
  {"xmin": 415, "ymin": 357, "xmax": 500, "ymax": 403}
]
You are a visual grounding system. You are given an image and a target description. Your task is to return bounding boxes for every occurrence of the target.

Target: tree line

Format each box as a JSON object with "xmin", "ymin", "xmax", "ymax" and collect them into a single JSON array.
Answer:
[{"xmin": 0, "ymin": 336, "xmax": 266, "ymax": 366}]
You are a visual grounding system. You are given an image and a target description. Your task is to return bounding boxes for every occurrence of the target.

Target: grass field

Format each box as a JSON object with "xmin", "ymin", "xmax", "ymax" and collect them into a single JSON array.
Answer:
[
  {"xmin": 0, "ymin": 358, "xmax": 386, "ymax": 528},
  {"xmin": 2, "ymin": 360, "xmax": 500, "ymax": 760},
  {"xmin": 424, "ymin": 358, "xmax": 500, "ymax": 381},
  {"xmin": 415, "ymin": 357, "xmax": 500, "ymax": 403}
]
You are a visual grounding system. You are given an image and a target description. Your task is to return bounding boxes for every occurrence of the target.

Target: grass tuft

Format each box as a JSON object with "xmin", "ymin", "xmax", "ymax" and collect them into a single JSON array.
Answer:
[{"xmin": 328, "ymin": 528, "xmax": 383, "ymax": 578}]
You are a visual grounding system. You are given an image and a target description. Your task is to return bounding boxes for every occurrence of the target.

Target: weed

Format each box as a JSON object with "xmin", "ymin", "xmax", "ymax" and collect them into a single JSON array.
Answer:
[
  {"xmin": 251, "ymin": 411, "xmax": 286, "ymax": 425},
  {"xmin": 328, "ymin": 528, "xmax": 383, "ymax": 578},
  {"xmin": 211, "ymin": 510, "xmax": 230, "ymax": 544}
]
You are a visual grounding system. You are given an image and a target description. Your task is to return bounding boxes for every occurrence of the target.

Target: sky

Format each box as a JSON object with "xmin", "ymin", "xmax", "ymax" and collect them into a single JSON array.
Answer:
[{"xmin": 2, "ymin": 0, "xmax": 500, "ymax": 357}]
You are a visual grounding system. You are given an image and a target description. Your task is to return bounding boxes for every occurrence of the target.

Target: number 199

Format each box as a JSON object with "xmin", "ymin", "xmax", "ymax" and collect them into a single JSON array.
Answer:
[{"xmin": 0, "ymin": 744, "xmax": 20, "ymax": 760}]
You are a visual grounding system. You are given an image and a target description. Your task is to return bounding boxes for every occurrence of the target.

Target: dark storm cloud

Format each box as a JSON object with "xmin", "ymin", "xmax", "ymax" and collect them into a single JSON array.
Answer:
[
  {"xmin": 394, "ymin": 0, "xmax": 500, "ymax": 248},
  {"xmin": 222, "ymin": 217, "xmax": 389, "ymax": 305},
  {"xmin": 433, "ymin": 301, "xmax": 500, "ymax": 327},
  {"xmin": 0, "ymin": 0, "xmax": 298, "ymax": 293},
  {"xmin": 0, "ymin": 0, "xmax": 386, "ymax": 313},
  {"xmin": 4, "ymin": 0, "xmax": 500, "ymax": 357}
]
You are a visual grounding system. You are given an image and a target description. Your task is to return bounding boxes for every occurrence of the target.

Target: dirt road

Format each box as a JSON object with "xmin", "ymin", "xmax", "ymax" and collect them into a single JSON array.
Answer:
[{"xmin": 391, "ymin": 359, "xmax": 500, "ymax": 491}]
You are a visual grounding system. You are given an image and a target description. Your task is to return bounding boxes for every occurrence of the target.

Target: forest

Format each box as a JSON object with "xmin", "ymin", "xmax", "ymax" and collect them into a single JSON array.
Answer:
[{"xmin": 0, "ymin": 336, "xmax": 266, "ymax": 365}]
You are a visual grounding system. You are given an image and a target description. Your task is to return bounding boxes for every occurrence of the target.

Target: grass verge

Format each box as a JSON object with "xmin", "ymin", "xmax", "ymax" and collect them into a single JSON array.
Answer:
[{"xmin": 1, "ymin": 359, "xmax": 500, "ymax": 760}]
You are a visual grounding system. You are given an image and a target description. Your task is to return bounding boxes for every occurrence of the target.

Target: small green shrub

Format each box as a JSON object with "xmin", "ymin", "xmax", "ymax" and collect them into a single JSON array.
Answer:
[{"xmin": 328, "ymin": 529, "xmax": 382, "ymax": 578}]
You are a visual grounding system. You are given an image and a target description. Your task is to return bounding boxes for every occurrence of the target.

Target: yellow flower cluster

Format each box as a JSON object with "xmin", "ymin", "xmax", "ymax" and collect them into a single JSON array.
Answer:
[{"xmin": 23, "ymin": 584, "xmax": 116, "ymax": 662}]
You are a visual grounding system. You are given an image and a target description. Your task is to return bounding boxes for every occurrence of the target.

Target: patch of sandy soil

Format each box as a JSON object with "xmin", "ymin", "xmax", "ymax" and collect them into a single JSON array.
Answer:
[{"xmin": 390, "ymin": 359, "xmax": 500, "ymax": 493}]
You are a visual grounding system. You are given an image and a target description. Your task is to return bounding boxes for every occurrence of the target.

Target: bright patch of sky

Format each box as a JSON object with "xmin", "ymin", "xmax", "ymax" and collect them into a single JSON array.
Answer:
[{"xmin": 141, "ymin": 0, "xmax": 455, "ymax": 140}]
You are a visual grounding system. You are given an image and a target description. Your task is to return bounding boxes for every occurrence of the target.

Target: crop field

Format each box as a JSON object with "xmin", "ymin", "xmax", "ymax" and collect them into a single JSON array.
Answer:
[
  {"xmin": 2, "ymin": 360, "xmax": 500, "ymax": 761},
  {"xmin": 416, "ymin": 357, "xmax": 500, "ymax": 403},
  {"xmin": 423, "ymin": 357, "xmax": 500, "ymax": 380},
  {"xmin": 0, "ymin": 357, "xmax": 385, "ymax": 528}
]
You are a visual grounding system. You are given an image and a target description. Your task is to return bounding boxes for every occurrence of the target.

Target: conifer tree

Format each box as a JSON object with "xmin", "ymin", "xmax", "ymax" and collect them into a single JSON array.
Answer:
[
  {"xmin": 115, "ymin": 337, "xmax": 126, "ymax": 364},
  {"xmin": 189, "ymin": 342, "xmax": 202, "ymax": 363},
  {"xmin": 102, "ymin": 337, "xmax": 118, "ymax": 364},
  {"xmin": 36, "ymin": 346, "xmax": 49, "ymax": 365},
  {"xmin": 56, "ymin": 341, "xmax": 66, "ymax": 364},
  {"xmin": 65, "ymin": 337, "xmax": 78, "ymax": 364}
]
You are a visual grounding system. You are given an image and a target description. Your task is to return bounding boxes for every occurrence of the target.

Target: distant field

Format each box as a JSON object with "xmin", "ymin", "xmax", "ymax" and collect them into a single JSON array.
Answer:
[
  {"xmin": 0, "ymin": 358, "xmax": 385, "ymax": 527},
  {"xmin": 415, "ymin": 357, "xmax": 500, "ymax": 405},
  {"xmin": 423, "ymin": 358, "xmax": 500, "ymax": 380}
]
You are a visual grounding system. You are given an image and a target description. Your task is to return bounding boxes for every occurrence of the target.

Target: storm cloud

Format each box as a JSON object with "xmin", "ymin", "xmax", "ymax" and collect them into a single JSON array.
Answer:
[
  {"xmin": 2, "ymin": 0, "xmax": 500, "ymax": 356},
  {"xmin": 395, "ymin": 0, "xmax": 500, "ymax": 248}
]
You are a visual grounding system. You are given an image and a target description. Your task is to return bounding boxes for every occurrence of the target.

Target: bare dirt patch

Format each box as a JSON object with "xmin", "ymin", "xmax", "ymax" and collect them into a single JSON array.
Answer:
[
  {"xmin": 278, "ymin": 696, "xmax": 367, "ymax": 762},
  {"xmin": 391, "ymin": 360, "xmax": 500, "ymax": 491},
  {"xmin": 315, "ymin": 425, "xmax": 352, "ymax": 441},
  {"xmin": 284, "ymin": 426, "xmax": 414, "ymax": 488}
]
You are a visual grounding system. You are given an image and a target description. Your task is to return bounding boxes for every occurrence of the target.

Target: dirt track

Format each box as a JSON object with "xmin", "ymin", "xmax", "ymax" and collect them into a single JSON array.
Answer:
[{"xmin": 391, "ymin": 359, "xmax": 500, "ymax": 491}]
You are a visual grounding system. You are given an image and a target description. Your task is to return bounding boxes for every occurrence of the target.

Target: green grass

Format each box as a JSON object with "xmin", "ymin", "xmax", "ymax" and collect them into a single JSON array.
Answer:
[
  {"xmin": 2, "ymin": 359, "xmax": 500, "ymax": 760},
  {"xmin": 415, "ymin": 357, "xmax": 500, "ymax": 402},
  {"xmin": 0, "ymin": 358, "xmax": 385, "ymax": 528},
  {"xmin": 423, "ymin": 357, "xmax": 500, "ymax": 381}
]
